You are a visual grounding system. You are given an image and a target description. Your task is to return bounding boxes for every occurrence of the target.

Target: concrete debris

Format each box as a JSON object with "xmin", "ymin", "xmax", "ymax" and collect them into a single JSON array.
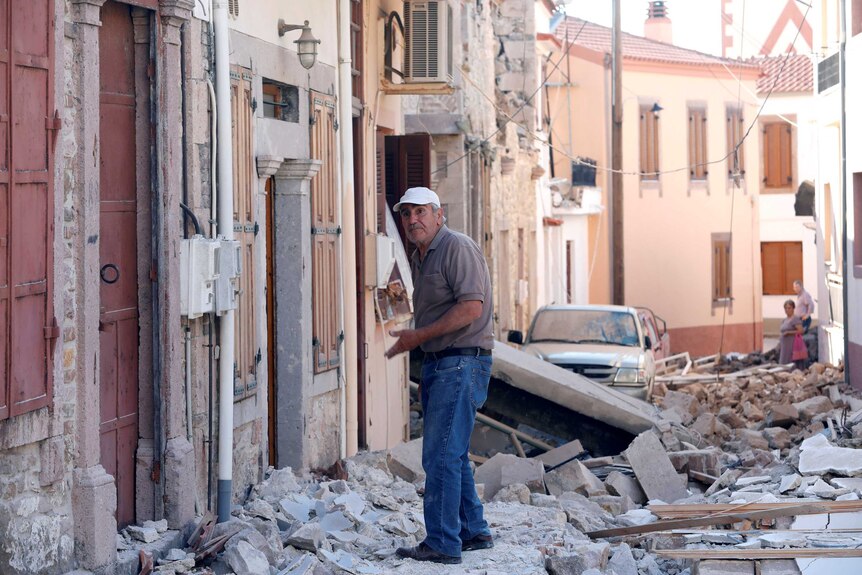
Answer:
[
  {"xmin": 798, "ymin": 433, "xmax": 862, "ymax": 476},
  {"xmin": 474, "ymin": 452, "xmax": 545, "ymax": 500},
  {"xmin": 104, "ymin": 361, "xmax": 862, "ymax": 575},
  {"xmin": 624, "ymin": 431, "xmax": 689, "ymax": 503},
  {"xmin": 386, "ymin": 438, "xmax": 425, "ymax": 483}
]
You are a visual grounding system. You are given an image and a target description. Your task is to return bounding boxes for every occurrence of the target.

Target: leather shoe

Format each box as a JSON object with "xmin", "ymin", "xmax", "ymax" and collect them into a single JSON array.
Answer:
[
  {"xmin": 462, "ymin": 534, "xmax": 494, "ymax": 551},
  {"xmin": 395, "ymin": 542, "xmax": 461, "ymax": 564}
]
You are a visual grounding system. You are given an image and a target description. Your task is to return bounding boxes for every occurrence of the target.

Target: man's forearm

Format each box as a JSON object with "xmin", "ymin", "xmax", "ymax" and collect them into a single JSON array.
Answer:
[{"xmin": 414, "ymin": 300, "xmax": 482, "ymax": 347}]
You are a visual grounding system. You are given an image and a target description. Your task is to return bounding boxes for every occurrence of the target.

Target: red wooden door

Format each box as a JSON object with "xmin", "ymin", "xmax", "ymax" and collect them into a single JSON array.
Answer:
[
  {"xmin": 0, "ymin": 0, "xmax": 56, "ymax": 421},
  {"xmin": 99, "ymin": 0, "xmax": 139, "ymax": 528}
]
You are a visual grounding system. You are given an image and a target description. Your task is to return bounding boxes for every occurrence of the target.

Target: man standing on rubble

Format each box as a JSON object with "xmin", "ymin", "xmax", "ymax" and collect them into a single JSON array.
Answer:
[
  {"xmin": 385, "ymin": 186, "xmax": 494, "ymax": 565},
  {"xmin": 793, "ymin": 280, "xmax": 815, "ymax": 334}
]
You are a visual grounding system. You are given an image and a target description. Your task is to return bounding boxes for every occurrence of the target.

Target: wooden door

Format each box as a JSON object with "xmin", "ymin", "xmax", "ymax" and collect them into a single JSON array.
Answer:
[{"xmin": 99, "ymin": 0, "xmax": 139, "ymax": 528}]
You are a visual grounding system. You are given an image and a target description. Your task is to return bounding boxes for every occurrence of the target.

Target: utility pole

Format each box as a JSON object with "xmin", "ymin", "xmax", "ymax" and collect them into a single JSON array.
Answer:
[{"xmin": 611, "ymin": 0, "xmax": 624, "ymax": 305}]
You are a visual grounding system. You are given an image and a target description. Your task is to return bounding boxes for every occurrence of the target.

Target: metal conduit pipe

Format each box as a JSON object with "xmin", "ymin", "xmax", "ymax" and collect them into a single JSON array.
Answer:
[
  {"xmin": 213, "ymin": 0, "xmax": 236, "ymax": 523},
  {"xmin": 337, "ymin": 0, "xmax": 358, "ymax": 458}
]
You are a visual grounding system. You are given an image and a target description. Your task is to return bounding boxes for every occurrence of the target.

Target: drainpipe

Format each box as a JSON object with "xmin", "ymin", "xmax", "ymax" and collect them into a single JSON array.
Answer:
[
  {"xmin": 338, "ymin": 0, "xmax": 358, "ymax": 458},
  {"xmin": 213, "ymin": 0, "xmax": 235, "ymax": 523},
  {"xmin": 839, "ymin": 0, "xmax": 849, "ymax": 383}
]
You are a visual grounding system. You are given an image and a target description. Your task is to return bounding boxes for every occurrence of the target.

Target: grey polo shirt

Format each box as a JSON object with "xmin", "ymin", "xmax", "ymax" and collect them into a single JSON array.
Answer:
[{"xmin": 410, "ymin": 225, "xmax": 494, "ymax": 353}]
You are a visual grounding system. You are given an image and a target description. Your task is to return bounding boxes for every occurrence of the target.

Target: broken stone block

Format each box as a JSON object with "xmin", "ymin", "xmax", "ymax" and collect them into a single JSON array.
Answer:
[
  {"xmin": 604, "ymin": 471, "xmax": 646, "ymax": 504},
  {"xmin": 799, "ymin": 434, "xmax": 862, "ymax": 476},
  {"xmin": 667, "ymin": 449, "xmax": 722, "ymax": 478},
  {"xmin": 545, "ymin": 460, "xmax": 606, "ymax": 497},
  {"xmin": 534, "ymin": 439, "xmax": 585, "ymax": 469},
  {"xmin": 126, "ymin": 525, "xmax": 159, "ymax": 543},
  {"xmin": 742, "ymin": 401, "xmax": 765, "ymax": 422},
  {"xmin": 702, "ymin": 532, "xmax": 745, "ymax": 544},
  {"xmin": 694, "ymin": 560, "xmax": 755, "ymax": 575},
  {"xmin": 779, "ymin": 474, "xmax": 802, "ymax": 493},
  {"xmin": 762, "ymin": 427, "xmax": 792, "ymax": 450},
  {"xmin": 228, "ymin": 527, "xmax": 279, "ymax": 565},
  {"xmin": 792, "ymin": 396, "xmax": 834, "ymax": 422},
  {"xmin": 758, "ymin": 532, "xmax": 808, "ymax": 548},
  {"xmin": 546, "ymin": 542, "xmax": 610, "ymax": 574},
  {"xmin": 663, "ymin": 390, "xmax": 703, "ymax": 419},
  {"xmin": 224, "ymin": 539, "xmax": 270, "ymax": 575},
  {"xmin": 258, "ymin": 466, "xmax": 301, "ymax": 502},
  {"xmin": 279, "ymin": 495, "xmax": 315, "ymax": 523},
  {"xmin": 767, "ymin": 403, "xmax": 799, "ymax": 427},
  {"xmin": 492, "ymin": 483, "xmax": 531, "ymax": 504},
  {"xmin": 474, "ymin": 453, "xmax": 545, "ymax": 500},
  {"xmin": 735, "ymin": 475, "xmax": 771, "ymax": 487},
  {"xmin": 607, "ymin": 542, "xmax": 637, "ymax": 575},
  {"xmin": 690, "ymin": 412, "xmax": 732, "ymax": 438},
  {"xmin": 717, "ymin": 406, "xmax": 747, "ymax": 429},
  {"xmin": 735, "ymin": 428, "xmax": 770, "ymax": 451},
  {"xmin": 623, "ymin": 432, "xmax": 688, "ymax": 503},
  {"xmin": 143, "ymin": 519, "xmax": 168, "ymax": 533},
  {"xmin": 705, "ymin": 468, "xmax": 743, "ymax": 496},
  {"xmin": 616, "ymin": 509, "xmax": 656, "ymax": 527},
  {"xmin": 286, "ymin": 523, "xmax": 327, "ymax": 552},
  {"xmin": 387, "ymin": 438, "xmax": 425, "ymax": 483},
  {"xmin": 246, "ymin": 498, "xmax": 277, "ymax": 522}
]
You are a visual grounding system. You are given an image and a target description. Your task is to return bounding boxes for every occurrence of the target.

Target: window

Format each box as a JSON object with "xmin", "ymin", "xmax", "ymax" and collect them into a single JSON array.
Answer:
[
  {"xmin": 310, "ymin": 92, "xmax": 341, "ymax": 373},
  {"xmin": 231, "ymin": 66, "xmax": 257, "ymax": 398},
  {"xmin": 763, "ymin": 122, "xmax": 793, "ymax": 190},
  {"xmin": 761, "ymin": 242, "xmax": 803, "ymax": 295},
  {"xmin": 639, "ymin": 104, "xmax": 660, "ymax": 180},
  {"xmin": 261, "ymin": 79, "xmax": 299, "ymax": 123},
  {"xmin": 382, "ymin": 133, "xmax": 431, "ymax": 245},
  {"xmin": 854, "ymin": 0, "xmax": 862, "ymax": 37},
  {"xmin": 350, "ymin": 0, "xmax": 363, "ymax": 100},
  {"xmin": 712, "ymin": 234, "xmax": 732, "ymax": 302},
  {"xmin": 0, "ymin": 0, "xmax": 57, "ymax": 421},
  {"xmin": 726, "ymin": 106, "xmax": 745, "ymax": 179},
  {"xmin": 228, "ymin": 0, "xmax": 239, "ymax": 17},
  {"xmin": 688, "ymin": 106, "xmax": 708, "ymax": 180},
  {"xmin": 824, "ymin": 183, "xmax": 833, "ymax": 262}
]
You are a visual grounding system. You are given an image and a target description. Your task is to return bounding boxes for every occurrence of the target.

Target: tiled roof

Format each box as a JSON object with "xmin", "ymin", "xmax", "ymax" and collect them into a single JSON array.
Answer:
[
  {"xmin": 753, "ymin": 54, "xmax": 813, "ymax": 94},
  {"xmin": 554, "ymin": 17, "xmax": 759, "ymax": 70}
]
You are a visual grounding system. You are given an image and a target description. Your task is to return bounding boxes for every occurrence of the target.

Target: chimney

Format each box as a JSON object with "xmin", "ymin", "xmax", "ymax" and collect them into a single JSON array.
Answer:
[{"xmin": 644, "ymin": 1, "xmax": 672, "ymax": 44}]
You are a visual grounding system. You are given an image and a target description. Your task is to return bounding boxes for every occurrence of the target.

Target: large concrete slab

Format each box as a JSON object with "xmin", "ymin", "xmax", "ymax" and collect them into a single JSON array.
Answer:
[
  {"xmin": 491, "ymin": 342, "xmax": 659, "ymax": 435},
  {"xmin": 624, "ymin": 431, "xmax": 689, "ymax": 503}
]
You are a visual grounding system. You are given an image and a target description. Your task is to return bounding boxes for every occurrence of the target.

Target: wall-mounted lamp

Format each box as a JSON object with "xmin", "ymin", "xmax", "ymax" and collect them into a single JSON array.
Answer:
[
  {"xmin": 278, "ymin": 19, "xmax": 320, "ymax": 70},
  {"xmin": 651, "ymin": 102, "xmax": 664, "ymax": 116}
]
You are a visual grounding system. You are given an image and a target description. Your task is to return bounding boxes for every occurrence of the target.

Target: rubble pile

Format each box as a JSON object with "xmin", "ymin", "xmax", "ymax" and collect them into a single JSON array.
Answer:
[{"xmin": 114, "ymin": 363, "xmax": 862, "ymax": 575}]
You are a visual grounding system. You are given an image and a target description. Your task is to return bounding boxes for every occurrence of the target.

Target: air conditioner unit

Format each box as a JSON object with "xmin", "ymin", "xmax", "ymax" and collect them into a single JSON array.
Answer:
[{"xmin": 403, "ymin": 0, "xmax": 453, "ymax": 83}]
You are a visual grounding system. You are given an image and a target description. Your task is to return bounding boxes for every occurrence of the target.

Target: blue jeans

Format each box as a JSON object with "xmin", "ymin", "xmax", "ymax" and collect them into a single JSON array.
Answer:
[{"xmin": 420, "ymin": 354, "xmax": 492, "ymax": 557}]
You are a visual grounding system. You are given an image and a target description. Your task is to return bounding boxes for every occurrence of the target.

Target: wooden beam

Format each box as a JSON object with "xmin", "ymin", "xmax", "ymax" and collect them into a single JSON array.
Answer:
[
  {"xmin": 380, "ymin": 78, "xmax": 455, "ymax": 95},
  {"xmin": 649, "ymin": 500, "xmax": 862, "ymax": 519},
  {"xmin": 586, "ymin": 503, "xmax": 828, "ymax": 539},
  {"xmin": 656, "ymin": 549, "xmax": 862, "ymax": 559}
]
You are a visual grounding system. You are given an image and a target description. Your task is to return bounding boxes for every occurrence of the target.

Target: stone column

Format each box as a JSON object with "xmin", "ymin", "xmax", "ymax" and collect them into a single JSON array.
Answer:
[
  {"xmin": 69, "ymin": 1, "xmax": 117, "ymax": 570},
  {"xmin": 272, "ymin": 159, "xmax": 321, "ymax": 470},
  {"xmin": 158, "ymin": 0, "xmax": 196, "ymax": 530},
  {"xmin": 255, "ymin": 156, "xmax": 283, "ymax": 469}
]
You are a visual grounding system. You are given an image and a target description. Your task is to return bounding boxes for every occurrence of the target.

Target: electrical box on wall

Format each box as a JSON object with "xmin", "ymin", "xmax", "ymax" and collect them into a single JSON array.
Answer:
[
  {"xmin": 215, "ymin": 239, "xmax": 242, "ymax": 315},
  {"xmin": 180, "ymin": 236, "xmax": 220, "ymax": 319},
  {"xmin": 365, "ymin": 233, "xmax": 397, "ymax": 289}
]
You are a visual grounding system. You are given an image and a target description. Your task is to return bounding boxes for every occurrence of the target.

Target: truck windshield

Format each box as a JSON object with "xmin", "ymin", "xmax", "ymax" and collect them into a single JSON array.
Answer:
[{"xmin": 529, "ymin": 309, "xmax": 640, "ymax": 347}]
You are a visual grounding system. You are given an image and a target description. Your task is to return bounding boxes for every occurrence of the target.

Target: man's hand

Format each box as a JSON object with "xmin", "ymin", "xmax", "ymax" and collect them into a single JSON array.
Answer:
[{"xmin": 385, "ymin": 328, "xmax": 422, "ymax": 358}]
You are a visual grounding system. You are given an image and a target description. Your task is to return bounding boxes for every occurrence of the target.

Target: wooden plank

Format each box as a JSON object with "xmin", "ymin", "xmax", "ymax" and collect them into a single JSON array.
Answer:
[
  {"xmin": 649, "ymin": 500, "xmax": 862, "ymax": 519},
  {"xmin": 656, "ymin": 548, "xmax": 862, "ymax": 559},
  {"xmin": 586, "ymin": 503, "xmax": 828, "ymax": 539}
]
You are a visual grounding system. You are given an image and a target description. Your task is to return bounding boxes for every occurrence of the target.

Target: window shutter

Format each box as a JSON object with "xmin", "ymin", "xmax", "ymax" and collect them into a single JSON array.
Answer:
[
  {"xmin": 639, "ymin": 105, "xmax": 659, "ymax": 180},
  {"xmin": 4, "ymin": 0, "xmax": 55, "ymax": 419},
  {"xmin": 761, "ymin": 242, "xmax": 784, "ymax": 295},
  {"xmin": 712, "ymin": 235, "xmax": 731, "ymax": 302},
  {"xmin": 230, "ymin": 66, "xmax": 257, "ymax": 396},
  {"xmin": 376, "ymin": 131, "xmax": 386, "ymax": 233},
  {"xmin": 784, "ymin": 242, "xmax": 802, "ymax": 293},
  {"xmin": 310, "ymin": 92, "xmax": 340, "ymax": 373},
  {"xmin": 764, "ymin": 123, "xmax": 792, "ymax": 189}
]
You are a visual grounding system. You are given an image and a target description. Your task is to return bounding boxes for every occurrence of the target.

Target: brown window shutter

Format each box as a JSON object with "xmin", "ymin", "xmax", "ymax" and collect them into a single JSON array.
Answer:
[
  {"xmin": 310, "ymin": 92, "xmax": 341, "ymax": 373},
  {"xmin": 784, "ymin": 242, "xmax": 803, "ymax": 294},
  {"xmin": 764, "ymin": 123, "xmax": 791, "ymax": 189},
  {"xmin": 399, "ymin": 134, "xmax": 431, "ymax": 190},
  {"xmin": 781, "ymin": 125, "xmax": 793, "ymax": 185},
  {"xmin": 5, "ymin": 0, "xmax": 55, "ymax": 418},
  {"xmin": 761, "ymin": 242, "xmax": 784, "ymax": 295},
  {"xmin": 737, "ymin": 114, "xmax": 746, "ymax": 174},
  {"xmin": 231, "ymin": 66, "xmax": 257, "ymax": 396},
  {"xmin": 639, "ymin": 110, "xmax": 647, "ymax": 177}
]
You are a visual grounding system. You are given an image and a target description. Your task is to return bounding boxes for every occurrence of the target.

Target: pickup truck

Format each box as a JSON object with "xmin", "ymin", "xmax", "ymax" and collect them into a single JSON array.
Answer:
[{"xmin": 507, "ymin": 304, "xmax": 656, "ymax": 400}]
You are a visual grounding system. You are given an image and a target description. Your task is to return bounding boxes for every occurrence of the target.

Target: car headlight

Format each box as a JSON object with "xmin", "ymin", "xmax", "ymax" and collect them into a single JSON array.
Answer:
[{"xmin": 614, "ymin": 367, "xmax": 645, "ymax": 384}]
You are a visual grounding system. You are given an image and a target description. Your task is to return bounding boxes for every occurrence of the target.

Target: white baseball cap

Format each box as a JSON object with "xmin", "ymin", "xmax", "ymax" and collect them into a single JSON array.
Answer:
[{"xmin": 392, "ymin": 187, "xmax": 441, "ymax": 212}]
